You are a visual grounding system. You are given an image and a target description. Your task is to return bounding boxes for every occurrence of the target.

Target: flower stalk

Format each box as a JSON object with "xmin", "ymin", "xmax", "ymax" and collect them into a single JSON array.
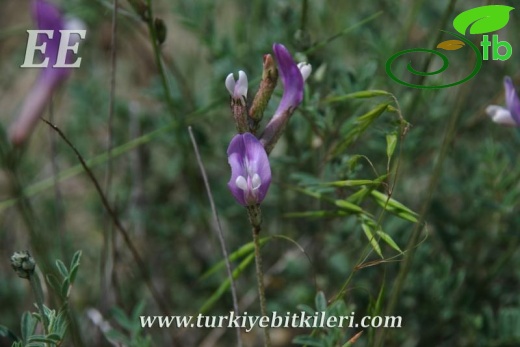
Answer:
[
  {"xmin": 225, "ymin": 43, "xmax": 311, "ymax": 347},
  {"xmin": 248, "ymin": 205, "xmax": 272, "ymax": 347},
  {"xmin": 10, "ymin": 251, "xmax": 49, "ymax": 334}
]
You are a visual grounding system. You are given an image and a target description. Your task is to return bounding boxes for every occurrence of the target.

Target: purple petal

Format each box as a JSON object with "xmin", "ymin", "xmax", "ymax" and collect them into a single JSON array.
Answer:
[
  {"xmin": 272, "ymin": 43, "xmax": 304, "ymax": 117},
  {"xmin": 227, "ymin": 133, "xmax": 271, "ymax": 206},
  {"xmin": 504, "ymin": 76, "xmax": 520, "ymax": 125},
  {"xmin": 9, "ymin": 0, "xmax": 70, "ymax": 145},
  {"xmin": 33, "ymin": 0, "xmax": 70, "ymax": 82}
]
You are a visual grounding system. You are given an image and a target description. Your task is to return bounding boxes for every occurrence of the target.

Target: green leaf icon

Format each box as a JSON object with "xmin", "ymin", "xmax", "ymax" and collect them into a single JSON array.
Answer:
[{"xmin": 453, "ymin": 5, "xmax": 514, "ymax": 35}]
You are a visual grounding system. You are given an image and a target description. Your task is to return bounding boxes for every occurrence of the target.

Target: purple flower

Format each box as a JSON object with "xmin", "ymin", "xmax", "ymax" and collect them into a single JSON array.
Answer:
[
  {"xmin": 260, "ymin": 43, "xmax": 309, "ymax": 152},
  {"xmin": 271, "ymin": 43, "xmax": 304, "ymax": 119},
  {"xmin": 227, "ymin": 133, "xmax": 271, "ymax": 206},
  {"xmin": 9, "ymin": 0, "xmax": 82, "ymax": 145},
  {"xmin": 486, "ymin": 76, "xmax": 520, "ymax": 126}
]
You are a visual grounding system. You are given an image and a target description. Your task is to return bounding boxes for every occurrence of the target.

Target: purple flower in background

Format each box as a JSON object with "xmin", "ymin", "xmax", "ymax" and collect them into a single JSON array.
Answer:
[
  {"xmin": 486, "ymin": 76, "xmax": 520, "ymax": 127},
  {"xmin": 260, "ymin": 43, "xmax": 309, "ymax": 152},
  {"xmin": 9, "ymin": 0, "xmax": 83, "ymax": 145},
  {"xmin": 227, "ymin": 133, "xmax": 271, "ymax": 206}
]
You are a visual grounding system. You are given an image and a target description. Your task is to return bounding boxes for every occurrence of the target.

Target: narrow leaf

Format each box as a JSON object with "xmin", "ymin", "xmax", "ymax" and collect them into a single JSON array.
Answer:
[
  {"xmin": 332, "ymin": 103, "xmax": 389, "ymax": 158},
  {"xmin": 361, "ymin": 221, "xmax": 383, "ymax": 258},
  {"xmin": 324, "ymin": 90, "xmax": 390, "ymax": 103},
  {"xmin": 376, "ymin": 230, "xmax": 403, "ymax": 253},
  {"xmin": 55, "ymin": 260, "xmax": 68, "ymax": 278},
  {"xmin": 370, "ymin": 190, "xmax": 418, "ymax": 223},
  {"xmin": 199, "ymin": 238, "xmax": 268, "ymax": 281},
  {"xmin": 320, "ymin": 178, "xmax": 385, "ymax": 187},
  {"xmin": 386, "ymin": 133, "xmax": 397, "ymax": 159},
  {"xmin": 21, "ymin": 312, "xmax": 37, "ymax": 343},
  {"xmin": 284, "ymin": 210, "xmax": 348, "ymax": 219},
  {"xmin": 335, "ymin": 199, "xmax": 364, "ymax": 213},
  {"xmin": 315, "ymin": 291, "xmax": 327, "ymax": 312}
]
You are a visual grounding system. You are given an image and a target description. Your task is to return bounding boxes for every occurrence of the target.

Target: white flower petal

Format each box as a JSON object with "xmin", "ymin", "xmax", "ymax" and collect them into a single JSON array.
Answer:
[
  {"xmin": 236, "ymin": 70, "xmax": 248, "ymax": 98},
  {"xmin": 236, "ymin": 176, "xmax": 248, "ymax": 191},
  {"xmin": 225, "ymin": 73, "xmax": 235, "ymax": 97},
  {"xmin": 486, "ymin": 105, "xmax": 517, "ymax": 126},
  {"xmin": 297, "ymin": 62, "xmax": 312, "ymax": 82},
  {"xmin": 251, "ymin": 174, "xmax": 261, "ymax": 190}
]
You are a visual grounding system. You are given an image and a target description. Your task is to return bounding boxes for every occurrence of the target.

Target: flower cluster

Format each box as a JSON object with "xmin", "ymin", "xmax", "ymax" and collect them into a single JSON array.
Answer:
[{"xmin": 226, "ymin": 44, "xmax": 311, "ymax": 206}]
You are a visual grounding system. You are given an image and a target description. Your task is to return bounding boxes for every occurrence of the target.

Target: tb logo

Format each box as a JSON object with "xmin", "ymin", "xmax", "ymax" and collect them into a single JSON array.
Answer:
[{"xmin": 20, "ymin": 30, "xmax": 86, "ymax": 68}]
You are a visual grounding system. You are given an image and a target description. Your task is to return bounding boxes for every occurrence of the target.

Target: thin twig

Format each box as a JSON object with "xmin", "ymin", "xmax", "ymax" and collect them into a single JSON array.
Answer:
[
  {"xmin": 48, "ymin": 99, "xmax": 65, "ymax": 255},
  {"xmin": 188, "ymin": 126, "xmax": 243, "ymax": 347},
  {"xmin": 42, "ymin": 118, "xmax": 172, "ymax": 318}
]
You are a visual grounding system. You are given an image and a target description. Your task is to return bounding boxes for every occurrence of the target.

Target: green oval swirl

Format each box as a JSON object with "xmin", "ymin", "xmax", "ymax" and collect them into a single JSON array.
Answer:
[{"xmin": 385, "ymin": 31, "xmax": 483, "ymax": 89}]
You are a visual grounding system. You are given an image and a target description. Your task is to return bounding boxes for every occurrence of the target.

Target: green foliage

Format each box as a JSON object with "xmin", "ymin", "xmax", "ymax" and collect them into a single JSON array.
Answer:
[
  {"xmin": 292, "ymin": 291, "xmax": 356, "ymax": 347},
  {"xmin": 102, "ymin": 302, "xmax": 152, "ymax": 347}
]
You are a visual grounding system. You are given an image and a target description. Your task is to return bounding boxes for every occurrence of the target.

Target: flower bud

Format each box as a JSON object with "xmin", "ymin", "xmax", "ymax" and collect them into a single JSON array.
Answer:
[
  {"xmin": 10, "ymin": 251, "xmax": 36, "ymax": 279},
  {"xmin": 248, "ymin": 54, "xmax": 279, "ymax": 133},
  {"xmin": 225, "ymin": 71, "xmax": 249, "ymax": 133},
  {"xmin": 154, "ymin": 18, "xmax": 167, "ymax": 44}
]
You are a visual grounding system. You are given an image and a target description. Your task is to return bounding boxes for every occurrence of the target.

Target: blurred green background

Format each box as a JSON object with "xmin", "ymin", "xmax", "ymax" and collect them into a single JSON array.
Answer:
[{"xmin": 1, "ymin": 0, "xmax": 520, "ymax": 346}]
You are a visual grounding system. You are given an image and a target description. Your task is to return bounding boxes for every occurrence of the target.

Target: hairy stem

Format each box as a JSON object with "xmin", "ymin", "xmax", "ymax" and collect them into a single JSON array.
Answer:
[{"xmin": 248, "ymin": 204, "xmax": 271, "ymax": 347}]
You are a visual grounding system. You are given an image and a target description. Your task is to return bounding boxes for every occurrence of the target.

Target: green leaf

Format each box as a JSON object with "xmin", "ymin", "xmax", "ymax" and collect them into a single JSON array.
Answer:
[
  {"xmin": 296, "ymin": 304, "xmax": 316, "ymax": 316},
  {"xmin": 21, "ymin": 312, "xmax": 37, "ymax": 343},
  {"xmin": 284, "ymin": 210, "xmax": 348, "ymax": 219},
  {"xmin": 55, "ymin": 260, "xmax": 68, "ymax": 278},
  {"xmin": 376, "ymin": 230, "xmax": 403, "ymax": 253},
  {"xmin": 335, "ymin": 199, "xmax": 364, "ymax": 213},
  {"xmin": 111, "ymin": 307, "xmax": 135, "ymax": 332},
  {"xmin": 61, "ymin": 278, "xmax": 71, "ymax": 299},
  {"xmin": 199, "ymin": 238, "xmax": 268, "ymax": 281},
  {"xmin": 199, "ymin": 253, "xmax": 255, "ymax": 314},
  {"xmin": 370, "ymin": 190, "xmax": 418, "ymax": 223},
  {"xmin": 28, "ymin": 335, "xmax": 58, "ymax": 343},
  {"xmin": 361, "ymin": 220, "xmax": 383, "ymax": 258},
  {"xmin": 452, "ymin": 5, "xmax": 514, "ymax": 35},
  {"xmin": 315, "ymin": 291, "xmax": 327, "ymax": 312},
  {"xmin": 331, "ymin": 103, "xmax": 389, "ymax": 158},
  {"xmin": 386, "ymin": 133, "xmax": 397, "ymax": 159},
  {"xmin": 324, "ymin": 90, "xmax": 391, "ymax": 103},
  {"xmin": 44, "ymin": 333, "xmax": 62, "ymax": 343},
  {"xmin": 69, "ymin": 251, "xmax": 82, "ymax": 283},
  {"xmin": 320, "ymin": 176, "xmax": 387, "ymax": 187}
]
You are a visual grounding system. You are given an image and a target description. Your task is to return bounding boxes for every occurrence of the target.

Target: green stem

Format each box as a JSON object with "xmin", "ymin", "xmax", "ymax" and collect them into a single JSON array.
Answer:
[
  {"xmin": 253, "ymin": 228, "xmax": 271, "ymax": 347},
  {"xmin": 248, "ymin": 205, "xmax": 271, "ymax": 347},
  {"xmin": 29, "ymin": 271, "xmax": 48, "ymax": 335}
]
